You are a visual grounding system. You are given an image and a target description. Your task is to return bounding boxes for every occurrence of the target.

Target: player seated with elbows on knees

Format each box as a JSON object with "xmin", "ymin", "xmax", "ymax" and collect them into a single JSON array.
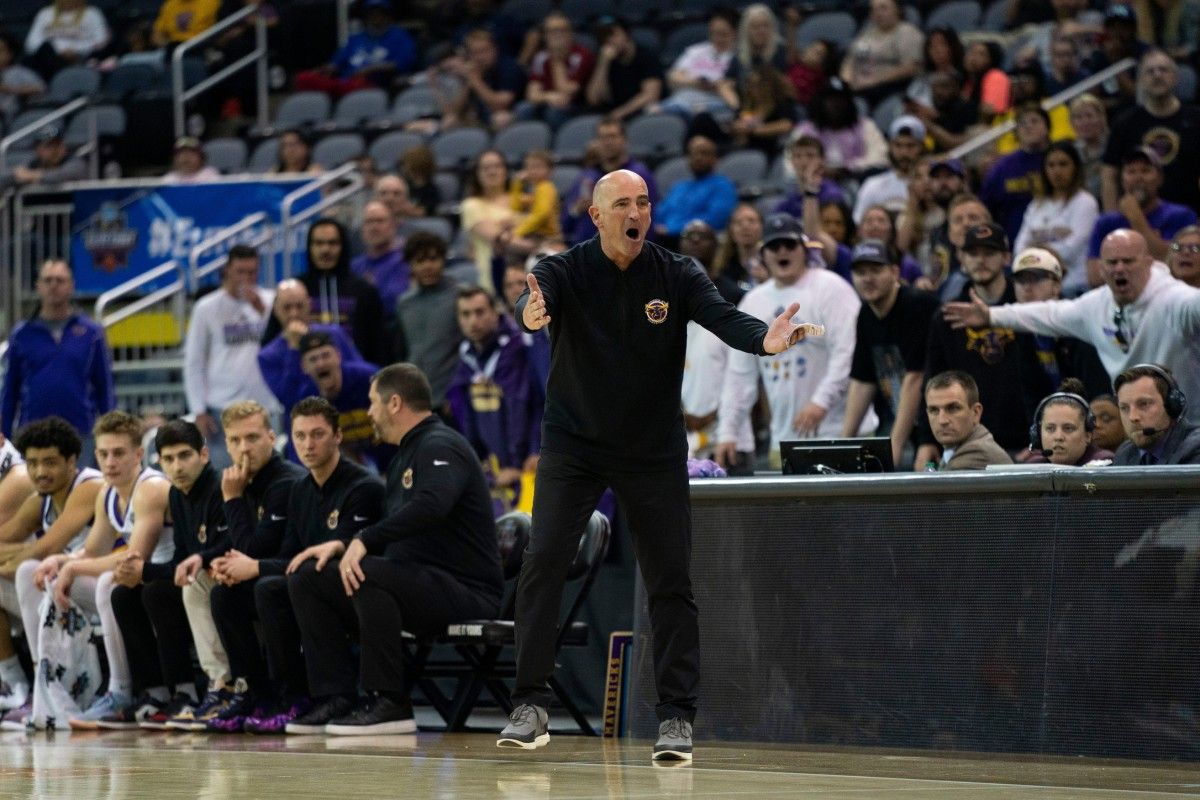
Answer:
[
  {"xmin": 27, "ymin": 411, "xmax": 173, "ymax": 730},
  {"xmin": 1113, "ymin": 364, "xmax": 1200, "ymax": 465},
  {"xmin": 924, "ymin": 370, "xmax": 1013, "ymax": 471},
  {"xmin": 0, "ymin": 417, "xmax": 101, "ymax": 725}
]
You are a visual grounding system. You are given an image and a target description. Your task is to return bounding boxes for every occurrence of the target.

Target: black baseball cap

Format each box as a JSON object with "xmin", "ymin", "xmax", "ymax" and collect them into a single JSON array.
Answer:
[
  {"xmin": 298, "ymin": 330, "xmax": 335, "ymax": 355},
  {"xmin": 962, "ymin": 222, "xmax": 1010, "ymax": 252},
  {"xmin": 850, "ymin": 239, "xmax": 891, "ymax": 267},
  {"xmin": 1122, "ymin": 145, "xmax": 1162, "ymax": 170},
  {"xmin": 760, "ymin": 213, "xmax": 804, "ymax": 249}
]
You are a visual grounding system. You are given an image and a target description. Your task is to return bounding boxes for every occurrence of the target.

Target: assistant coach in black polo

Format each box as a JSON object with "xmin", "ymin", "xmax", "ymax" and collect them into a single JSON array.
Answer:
[{"xmin": 497, "ymin": 169, "xmax": 814, "ymax": 761}]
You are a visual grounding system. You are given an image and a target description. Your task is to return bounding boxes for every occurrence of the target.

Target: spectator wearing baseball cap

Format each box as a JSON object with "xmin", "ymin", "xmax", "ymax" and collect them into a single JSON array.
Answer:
[
  {"xmin": 919, "ymin": 221, "xmax": 1047, "ymax": 462},
  {"xmin": 1087, "ymin": 145, "xmax": 1198, "ymax": 282},
  {"xmin": 2, "ymin": 123, "xmax": 86, "ymax": 188},
  {"xmin": 1010, "ymin": 246, "xmax": 1113, "ymax": 403},
  {"xmin": 1013, "ymin": 141, "xmax": 1099, "ymax": 297},
  {"xmin": 980, "ymin": 103, "xmax": 1051, "ymax": 241},
  {"xmin": 852, "ymin": 114, "xmax": 926, "ymax": 224},
  {"xmin": 841, "ymin": 240, "xmax": 939, "ymax": 469},
  {"xmin": 1083, "ymin": 4, "xmax": 1147, "ymax": 110},
  {"xmin": 162, "ymin": 136, "xmax": 220, "ymax": 184},
  {"xmin": 715, "ymin": 213, "xmax": 875, "ymax": 469}
]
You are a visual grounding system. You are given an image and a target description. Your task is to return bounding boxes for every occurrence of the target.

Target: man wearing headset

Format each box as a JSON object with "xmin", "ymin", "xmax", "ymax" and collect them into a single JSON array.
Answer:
[
  {"xmin": 1112, "ymin": 364, "xmax": 1200, "ymax": 465},
  {"xmin": 943, "ymin": 229, "xmax": 1200, "ymax": 428}
]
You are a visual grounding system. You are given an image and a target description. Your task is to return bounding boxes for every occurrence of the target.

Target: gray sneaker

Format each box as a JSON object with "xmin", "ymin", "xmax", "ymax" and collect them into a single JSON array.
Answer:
[
  {"xmin": 496, "ymin": 704, "xmax": 549, "ymax": 749},
  {"xmin": 652, "ymin": 717, "xmax": 693, "ymax": 761}
]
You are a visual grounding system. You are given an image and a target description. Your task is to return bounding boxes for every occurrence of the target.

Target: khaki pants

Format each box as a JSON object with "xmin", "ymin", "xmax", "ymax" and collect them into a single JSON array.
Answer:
[{"xmin": 181, "ymin": 571, "xmax": 231, "ymax": 688}]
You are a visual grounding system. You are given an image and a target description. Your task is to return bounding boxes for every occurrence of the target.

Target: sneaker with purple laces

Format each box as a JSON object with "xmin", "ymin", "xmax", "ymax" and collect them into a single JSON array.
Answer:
[
  {"xmin": 166, "ymin": 684, "xmax": 233, "ymax": 731},
  {"xmin": 243, "ymin": 697, "xmax": 313, "ymax": 735}
]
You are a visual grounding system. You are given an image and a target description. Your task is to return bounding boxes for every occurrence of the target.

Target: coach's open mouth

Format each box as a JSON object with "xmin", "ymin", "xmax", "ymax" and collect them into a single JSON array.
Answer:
[{"xmin": 625, "ymin": 227, "xmax": 641, "ymax": 240}]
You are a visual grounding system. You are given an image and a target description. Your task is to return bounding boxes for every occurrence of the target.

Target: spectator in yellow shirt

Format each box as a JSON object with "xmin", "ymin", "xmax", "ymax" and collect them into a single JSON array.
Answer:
[
  {"xmin": 152, "ymin": 0, "xmax": 219, "ymax": 47},
  {"xmin": 510, "ymin": 150, "xmax": 561, "ymax": 241}
]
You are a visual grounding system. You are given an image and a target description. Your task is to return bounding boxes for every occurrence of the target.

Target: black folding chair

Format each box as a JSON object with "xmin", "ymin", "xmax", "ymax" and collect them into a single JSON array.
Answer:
[{"xmin": 407, "ymin": 510, "xmax": 612, "ymax": 734}]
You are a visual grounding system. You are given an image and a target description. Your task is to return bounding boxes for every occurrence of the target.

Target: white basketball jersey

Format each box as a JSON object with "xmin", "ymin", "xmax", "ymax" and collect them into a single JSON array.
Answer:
[
  {"xmin": 104, "ymin": 468, "xmax": 175, "ymax": 562},
  {"xmin": 39, "ymin": 467, "xmax": 102, "ymax": 552}
]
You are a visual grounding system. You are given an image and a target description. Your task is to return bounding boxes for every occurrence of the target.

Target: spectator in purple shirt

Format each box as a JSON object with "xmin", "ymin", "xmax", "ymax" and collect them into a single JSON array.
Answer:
[
  {"xmin": 351, "ymin": 200, "xmax": 409, "ymax": 316},
  {"xmin": 560, "ymin": 118, "xmax": 656, "ymax": 245},
  {"xmin": 773, "ymin": 134, "xmax": 845, "ymax": 220},
  {"xmin": 979, "ymin": 103, "xmax": 1050, "ymax": 241}
]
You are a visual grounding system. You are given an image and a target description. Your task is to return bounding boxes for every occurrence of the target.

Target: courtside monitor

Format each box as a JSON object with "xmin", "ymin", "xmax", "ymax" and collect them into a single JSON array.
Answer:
[{"xmin": 780, "ymin": 437, "xmax": 894, "ymax": 475}]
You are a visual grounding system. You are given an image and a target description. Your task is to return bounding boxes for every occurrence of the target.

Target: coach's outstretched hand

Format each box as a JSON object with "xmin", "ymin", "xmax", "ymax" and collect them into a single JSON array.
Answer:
[
  {"xmin": 522, "ymin": 273, "xmax": 551, "ymax": 331},
  {"xmin": 762, "ymin": 302, "xmax": 807, "ymax": 354}
]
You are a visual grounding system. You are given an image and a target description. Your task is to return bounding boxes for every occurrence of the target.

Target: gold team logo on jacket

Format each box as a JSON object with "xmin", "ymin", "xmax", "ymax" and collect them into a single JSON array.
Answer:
[
  {"xmin": 327, "ymin": 509, "xmax": 339, "ymax": 529},
  {"xmin": 645, "ymin": 299, "xmax": 669, "ymax": 324},
  {"xmin": 257, "ymin": 505, "xmax": 265, "ymax": 521},
  {"xmin": 197, "ymin": 523, "xmax": 207, "ymax": 544},
  {"xmin": 402, "ymin": 468, "xmax": 414, "ymax": 489}
]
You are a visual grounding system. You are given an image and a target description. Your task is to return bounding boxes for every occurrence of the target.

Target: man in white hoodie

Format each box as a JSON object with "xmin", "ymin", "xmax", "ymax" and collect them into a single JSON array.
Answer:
[
  {"xmin": 943, "ymin": 228, "xmax": 1200, "ymax": 426},
  {"xmin": 183, "ymin": 245, "xmax": 278, "ymax": 468},
  {"xmin": 715, "ymin": 214, "xmax": 876, "ymax": 471}
]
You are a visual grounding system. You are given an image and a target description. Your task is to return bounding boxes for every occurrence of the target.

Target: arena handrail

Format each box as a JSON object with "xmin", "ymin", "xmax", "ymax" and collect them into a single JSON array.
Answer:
[
  {"xmin": 94, "ymin": 259, "xmax": 187, "ymax": 329},
  {"xmin": 188, "ymin": 211, "xmax": 270, "ymax": 290},
  {"xmin": 0, "ymin": 97, "xmax": 88, "ymax": 173},
  {"xmin": 279, "ymin": 162, "xmax": 365, "ymax": 277},
  {"xmin": 946, "ymin": 56, "xmax": 1137, "ymax": 161},
  {"xmin": 173, "ymin": 4, "xmax": 269, "ymax": 138}
]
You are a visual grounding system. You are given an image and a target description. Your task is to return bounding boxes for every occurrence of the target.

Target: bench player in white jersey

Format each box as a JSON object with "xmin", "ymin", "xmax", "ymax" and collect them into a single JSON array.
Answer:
[
  {"xmin": 0, "ymin": 433, "xmax": 34, "ymax": 528},
  {"xmin": 0, "ymin": 417, "xmax": 102, "ymax": 722},
  {"xmin": 28, "ymin": 411, "xmax": 172, "ymax": 729}
]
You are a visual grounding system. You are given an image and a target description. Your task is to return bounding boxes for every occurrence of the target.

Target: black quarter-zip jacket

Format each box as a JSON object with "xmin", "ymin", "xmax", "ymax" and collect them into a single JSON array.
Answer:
[
  {"xmin": 515, "ymin": 236, "xmax": 770, "ymax": 470},
  {"xmin": 143, "ymin": 463, "xmax": 228, "ymax": 582},
  {"xmin": 224, "ymin": 453, "xmax": 307, "ymax": 561},
  {"xmin": 258, "ymin": 456, "xmax": 385, "ymax": 576},
  {"xmin": 356, "ymin": 415, "xmax": 504, "ymax": 602}
]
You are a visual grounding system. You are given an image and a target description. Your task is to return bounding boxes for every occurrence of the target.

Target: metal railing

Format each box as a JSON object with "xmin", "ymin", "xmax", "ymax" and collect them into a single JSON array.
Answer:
[
  {"xmin": 94, "ymin": 259, "xmax": 187, "ymax": 329},
  {"xmin": 337, "ymin": 0, "xmax": 352, "ymax": 47},
  {"xmin": 188, "ymin": 211, "xmax": 270, "ymax": 289},
  {"xmin": 8, "ymin": 190, "xmax": 73, "ymax": 326},
  {"xmin": 280, "ymin": 162, "xmax": 364, "ymax": 276},
  {"xmin": 172, "ymin": 4, "xmax": 269, "ymax": 138},
  {"xmin": 947, "ymin": 57, "xmax": 1138, "ymax": 160},
  {"xmin": 0, "ymin": 97, "xmax": 88, "ymax": 173}
]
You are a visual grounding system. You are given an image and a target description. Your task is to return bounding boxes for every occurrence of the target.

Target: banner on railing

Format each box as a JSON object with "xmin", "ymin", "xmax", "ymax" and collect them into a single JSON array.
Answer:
[{"xmin": 69, "ymin": 180, "xmax": 319, "ymax": 294}]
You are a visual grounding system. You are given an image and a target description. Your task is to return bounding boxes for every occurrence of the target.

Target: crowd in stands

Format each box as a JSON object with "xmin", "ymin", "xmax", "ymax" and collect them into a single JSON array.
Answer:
[{"xmin": 1, "ymin": 0, "xmax": 1200, "ymax": 737}]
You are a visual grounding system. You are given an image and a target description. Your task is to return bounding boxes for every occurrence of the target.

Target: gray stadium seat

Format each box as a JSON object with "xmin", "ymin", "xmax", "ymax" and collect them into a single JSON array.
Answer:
[
  {"xmin": 552, "ymin": 114, "xmax": 601, "ymax": 162},
  {"xmin": 391, "ymin": 85, "xmax": 440, "ymax": 125},
  {"xmin": 981, "ymin": 0, "xmax": 1009, "ymax": 31},
  {"xmin": 903, "ymin": 4, "xmax": 922, "ymax": 26},
  {"xmin": 64, "ymin": 105, "xmax": 126, "ymax": 146},
  {"xmin": 203, "ymin": 137, "xmax": 248, "ymax": 174},
  {"xmin": 1176, "ymin": 63, "xmax": 1197, "ymax": 104},
  {"xmin": 654, "ymin": 155, "xmax": 690, "ymax": 196},
  {"xmin": 5, "ymin": 109, "xmax": 55, "ymax": 149},
  {"xmin": 499, "ymin": 0, "xmax": 553, "ymax": 23},
  {"xmin": 329, "ymin": 88, "xmax": 388, "ymax": 130},
  {"xmin": 43, "ymin": 66, "xmax": 101, "ymax": 104},
  {"xmin": 794, "ymin": 12, "xmax": 857, "ymax": 50},
  {"xmin": 925, "ymin": 0, "xmax": 981, "ymax": 31},
  {"xmin": 766, "ymin": 153, "xmax": 790, "ymax": 193},
  {"xmin": 872, "ymin": 93, "xmax": 906, "ymax": 137},
  {"xmin": 755, "ymin": 193, "xmax": 784, "ymax": 218},
  {"xmin": 631, "ymin": 26, "xmax": 661, "ymax": 55},
  {"xmin": 493, "ymin": 120, "xmax": 551, "ymax": 166},
  {"xmin": 273, "ymin": 91, "xmax": 332, "ymax": 129},
  {"xmin": 717, "ymin": 149, "xmax": 768, "ymax": 191},
  {"xmin": 559, "ymin": 0, "xmax": 596, "ymax": 25},
  {"xmin": 661, "ymin": 23, "xmax": 709, "ymax": 67},
  {"xmin": 311, "ymin": 133, "xmax": 365, "ymax": 169},
  {"xmin": 101, "ymin": 63, "xmax": 161, "ymax": 101},
  {"xmin": 431, "ymin": 127, "xmax": 490, "ymax": 171},
  {"xmin": 400, "ymin": 216, "xmax": 454, "ymax": 242},
  {"xmin": 550, "ymin": 164, "xmax": 581, "ymax": 198},
  {"xmin": 433, "ymin": 172, "xmax": 460, "ymax": 206},
  {"xmin": 626, "ymin": 112, "xmax": 687, "ymax": 161},
  {"xmin": 368, "ymin": 130, "xmax": 426, "ymax": 169},
  {"xmin": 247, "ymin": 137, "xmax": 280, "ymax": 172}
]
